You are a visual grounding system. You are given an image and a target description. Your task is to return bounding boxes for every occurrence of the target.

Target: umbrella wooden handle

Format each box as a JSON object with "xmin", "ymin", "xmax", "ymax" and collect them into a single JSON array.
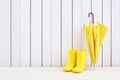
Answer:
[{"xmin": 88, "ymin": 12, "xmax": 94, "ymax": 24}]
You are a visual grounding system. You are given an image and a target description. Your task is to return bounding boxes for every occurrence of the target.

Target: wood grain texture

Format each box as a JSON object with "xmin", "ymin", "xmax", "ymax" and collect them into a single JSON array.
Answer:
[
  {"xmin": 73, "ymin": 0, "xmax": 82, "ymax": 50},
  {"xmin": 103, "ymin": 0, "xmax": 111, "ymax": 67},
  {"xmin": 112, "ymin": 0, "xmax": 120, "ymax": 66},
  {"xmin": 20, "ymin": 0, "xmax": 30, "ymax": 66},
  {"xmin": 0, "ymin": 0, "xmax": 10, "ymax": 66},
  {"xmin": 51, "ymin": 0, "xmax": 61, "ymax": 66},
  {"xmin": 0, "ymin": 0, "xmax": 119, "ymax": 67},
  {"xmin": 81, "ymin": 0, "xmax": 91, "ymax": 67},
  {"xmin": 43, "ymin": 0, "xmax": 52, "ymax": 66},
  {"xmin": 12, "ymin": 0, "xmax": 21, "ymax": 66},
  {"xmin": 62, "ymin": 0, "xmax": 72, "ymax": 66},
  {"xmin": 31, "ymin": 0, "xmax": 41, "ymax": 66}
]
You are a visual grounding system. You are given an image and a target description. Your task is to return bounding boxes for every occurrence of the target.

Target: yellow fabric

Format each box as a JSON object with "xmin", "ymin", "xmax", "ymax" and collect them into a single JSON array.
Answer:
[
  {"xmin": 63, "ymin": 49, "xmax": 77, "ymax": 72},
  {"xmin": 83, "ymin": 22, "xmax": 108, "ymax": 65},
  {"xmin": 83, "ymin": 23, "xmax": 95, "ymax": 64},
  {"xmin": 95, "ymin": 23, "xmax": 108, "ymax": 64},
  {"xmin": 72, "ymin": 50, "xmax": 86, "ymax": 73}
]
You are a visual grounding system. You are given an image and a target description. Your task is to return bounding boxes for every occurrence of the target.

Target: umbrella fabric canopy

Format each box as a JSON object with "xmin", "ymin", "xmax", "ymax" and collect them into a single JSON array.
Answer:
[{"xmin": 83, "ymin": 22, "xmax": 108, "ymax": 64}]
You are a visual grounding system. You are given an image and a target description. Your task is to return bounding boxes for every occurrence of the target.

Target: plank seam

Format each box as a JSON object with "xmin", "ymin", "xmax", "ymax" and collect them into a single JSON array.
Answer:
[
  {"xmin": 19, "ymin": 0, "xmax": 21, "ymax": 66},
  {"xmin": 71, "ymin": 0, "xmax": 73, "ymax": 49},
  {"xmin": 50, "ymin": 0, "xmax": 53, "ymax": 67},
  {"xmin": 91, "ymin": 0, "xmax": 92, "ymax": 12},
  {"xmin": 60, "ymin": 0, "xmax": 62, "ymax": 67},
  {"xmin": 101, "ymin": 0, "xmax": 103, "ymax": 67},
  {"xmin": 10, "ymin": 0, "xmax": 12, "ymax": 67},
  {"xmin": 90, "ymin": 0, "xmax": 92, "ymax": 67},
  {"xmin": 30, "ymin": 0, "xmax": 32, "ymax": 67},
  {"xmin": 81, "ymin": 0, "xmax": 82, "ymax": 49},
  {"xmin": 110, "ymin": 0, "xmax": 112, "ymax": 67},
  {"xmin": 41, "ymin": 0, "xmax": 43, "ymax": 67}
]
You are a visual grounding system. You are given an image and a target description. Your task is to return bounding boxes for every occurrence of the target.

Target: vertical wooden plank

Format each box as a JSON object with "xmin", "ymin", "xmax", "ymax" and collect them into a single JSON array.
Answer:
[
  {"xmin": 62, "ymin": 0, "xmax": 72, "ymax": 66},
  {"xmin": 112, "ymin": 0, "xmax": 120, "ymax": 66},
  {"xmin": 20, "ymin": 0, "xmax": 30, "ymax": 66},
  {"xmin": 73, "ymin": 0, "xmax": 82, "ymax": 49},
  {"xmin": 92, "ymin": 0, "xmax": 102, "ymax": 67},
  {"xmin": 31, "ymin": 0, "xmax": 41, "ymax": 66},
  {"xmin": 12, "ymin": 0, "xmax": 21, "ymax": 66},
  {"xmin": 0, "ymin": 0, "xmax": 10, "ymax": 66},
  {"xmin": 81, "ymin": 0, "xmax": 91, "ymax": 67},
  {"xmin": 43, "ymin": 0, "xmax": 52, "ymax": 66},
  {"xmin": 103, "ymin": 0, "xmax": 111, "ymax": 67},
  {"xmin": 51, "ymin": 0, "xmax": 61, "ymax": 66}
]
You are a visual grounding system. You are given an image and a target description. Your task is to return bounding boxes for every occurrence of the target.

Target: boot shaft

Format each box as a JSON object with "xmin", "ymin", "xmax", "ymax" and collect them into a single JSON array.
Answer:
[
  {"xmin": 76, "ymin": 50, "xmax": 86, "ymax": 66},
  {"xmin": 67, "ymin": 49, "xmax": 77, "ymax": 66}
]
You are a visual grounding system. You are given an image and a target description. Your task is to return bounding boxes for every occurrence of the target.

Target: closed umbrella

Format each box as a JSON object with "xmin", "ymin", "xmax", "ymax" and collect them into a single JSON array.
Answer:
[{"xmin": 83, "ymin": 12, "xmax": 108, "ymax": 66}]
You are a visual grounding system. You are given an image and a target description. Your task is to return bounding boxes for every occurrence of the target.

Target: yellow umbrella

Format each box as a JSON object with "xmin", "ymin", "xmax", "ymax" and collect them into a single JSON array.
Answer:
[
  {"xmin": 83, "ymin": 12, "xmax": 108, "ymax": 65},
  {"xmin": 83, "ymin": 23, "xmax": 95, "ymax": 64},
  {"xmin": 94, "ymin": 23, "xmax": 108, "ymax": 64}
]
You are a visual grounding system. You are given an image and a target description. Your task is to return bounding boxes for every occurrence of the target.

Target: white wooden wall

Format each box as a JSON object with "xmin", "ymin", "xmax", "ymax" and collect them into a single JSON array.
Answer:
[{"xmin": 0, "ymin": 0, "xmax": 119, "ymax": 67}]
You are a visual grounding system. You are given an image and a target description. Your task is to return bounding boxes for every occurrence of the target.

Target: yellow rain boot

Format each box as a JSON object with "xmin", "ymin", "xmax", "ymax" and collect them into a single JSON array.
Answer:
[
  {"xmin": 72, "ymin": 50, "xmax": 86, "ymax": 73},
  {"xmin": 63, "ymin": 49, "xmax": 77, "ymax": 72}
]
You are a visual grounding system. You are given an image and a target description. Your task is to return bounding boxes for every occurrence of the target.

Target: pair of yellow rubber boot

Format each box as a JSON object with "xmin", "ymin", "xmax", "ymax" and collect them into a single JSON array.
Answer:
[{"xmin": 63, "ymin": 49, "xmax": 86, "ymax": 73}]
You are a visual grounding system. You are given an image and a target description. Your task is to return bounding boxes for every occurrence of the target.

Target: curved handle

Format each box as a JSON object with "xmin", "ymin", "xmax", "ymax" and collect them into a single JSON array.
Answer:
[{"xmin": 88, "ymin": 12, "xmax": 94, "ymax": 24}]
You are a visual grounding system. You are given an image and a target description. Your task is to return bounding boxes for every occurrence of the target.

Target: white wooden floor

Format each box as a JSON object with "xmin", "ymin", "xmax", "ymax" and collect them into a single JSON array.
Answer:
[{"xmin": 0, "ymin": 67, "xmax": 120, "ymax": 80}]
